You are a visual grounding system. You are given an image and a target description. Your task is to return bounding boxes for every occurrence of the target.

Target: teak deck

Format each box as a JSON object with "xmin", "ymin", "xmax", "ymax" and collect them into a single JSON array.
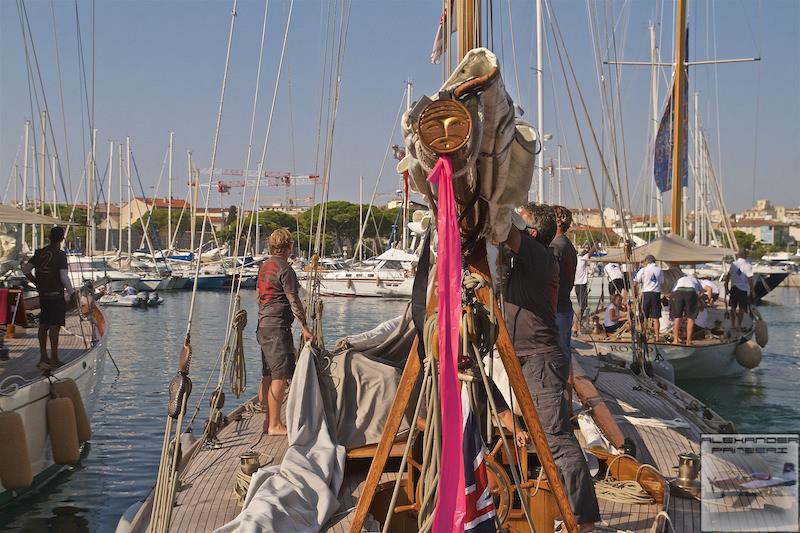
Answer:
[
  {"xmin": 1, "ymin": 311, "xmax": 94, "ymax": 384},
  {"xmin": 133, "ymin": 343, "xmax": 721, "ymax": 532}
]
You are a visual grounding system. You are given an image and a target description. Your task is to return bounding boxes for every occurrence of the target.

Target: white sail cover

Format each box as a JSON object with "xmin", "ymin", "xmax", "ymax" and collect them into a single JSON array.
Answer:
[
  {"xmin": 598, "ymin": 234, "xmax": 735, "ymax": 265},
  {"xmin": 401, "ymin": 48, "xmax": 538, "ymax": 243}
]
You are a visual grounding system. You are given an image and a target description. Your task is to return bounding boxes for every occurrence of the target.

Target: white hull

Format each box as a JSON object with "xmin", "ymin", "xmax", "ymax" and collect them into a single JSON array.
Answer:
[
  {"xmin": 0, "ymin": 307, "xmax": 108, "ymax": 502},
  {"xmin": 588, "ymin": 337, "xmax": 747, "ymax": 380},
  {"xmin": 316, "ymin": 275, "xmax": 413, "ymax": 298}
]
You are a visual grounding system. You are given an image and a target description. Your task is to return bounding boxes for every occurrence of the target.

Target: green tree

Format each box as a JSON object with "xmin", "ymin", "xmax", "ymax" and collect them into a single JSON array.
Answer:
[
  {"xmin": 733, "ymin": 230, "xmax": 756, "ymax": 252},
  {"xmin": 225, "ymin": 205, "xmax": 238, "ymax": 227}
]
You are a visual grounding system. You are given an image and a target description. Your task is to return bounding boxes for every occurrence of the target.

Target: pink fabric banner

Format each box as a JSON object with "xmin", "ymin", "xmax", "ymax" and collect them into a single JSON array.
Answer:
[{"xmin": 428, "ymin": 155, "xmax": 466, "ymax": 532}]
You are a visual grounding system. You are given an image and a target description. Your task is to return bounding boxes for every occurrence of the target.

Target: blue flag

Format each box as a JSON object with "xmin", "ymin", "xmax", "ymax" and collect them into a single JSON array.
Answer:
[{"xmin": 653, "ymin": 74, "xmax": 689, "ymax": 193}]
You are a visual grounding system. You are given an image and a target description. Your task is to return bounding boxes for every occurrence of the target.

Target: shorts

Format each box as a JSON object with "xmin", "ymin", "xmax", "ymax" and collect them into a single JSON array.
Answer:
[
  {"xmin": 609, "ymin": 278, "xmax": 625, "ymax": 295},
  {"xmin": 39, "ymin": 295, "xmax": 66, "ymax": 327},
  {"xmin": 670, "ymin": 290, "xmax": 699, "ymax": 320},
  {"xmin": 257, "ymin": 325, "xmax": 296, "ymax": 380},
  {"xmin": 729, "ymin": 286, "xmax": 749, "ymax": 312},
  {"xmin": 641, "ymin": 291, "xmax": 662, "ymax": 319},
  {"xmin": 604, "ymin": 322, "xmax": 623, "ymax": 334},
  {"xmin": 574, "ymin": 284, "xmax": 588, "ymax": 310}
]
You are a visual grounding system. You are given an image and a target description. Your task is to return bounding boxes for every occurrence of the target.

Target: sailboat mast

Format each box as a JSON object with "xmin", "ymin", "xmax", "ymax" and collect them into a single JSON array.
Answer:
[
  {"xmin": 126, "ymin": 136, "xmax": 132, "ymax": 260},
  {"xmin": 89, "ymin": 128, "xmax": 97, "ymax": 256},
  {"xmin": 650, "ymin": 23, "xmax": 664, "ymax": 236},
  {"xmin": 118, "ymin": 144, "xmax": 124, "ymax": 251},
  {"xmin": 402, "ymin": 80, "xmax": 412, "ymax": 251},
  {"xmin": 693, "ymin": 91, "xmax": 700, "ymax": 243},
  {"xmin": 670, "ymin": 0, "xmax": 688, "ymax": 235},
  {"xmin": 105, "ymin": 140, "xmax": 113, "ymax": 252},
  {"xmin": 536, "ymin": 0, "xmax": 544, "ymax": 203},
  {"xmin": 22, "ymin": 120, "xmax": 30, "ymax": 249},
  {"xmin": 168, "ymin": 132, "xmax": 174, "ymax": 252}
]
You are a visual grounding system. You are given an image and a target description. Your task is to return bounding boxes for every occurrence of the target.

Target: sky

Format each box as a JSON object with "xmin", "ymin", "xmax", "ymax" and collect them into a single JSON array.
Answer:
[{"xmin": 1, "ymin": 0, "xmax": 798, "ymax": 216}]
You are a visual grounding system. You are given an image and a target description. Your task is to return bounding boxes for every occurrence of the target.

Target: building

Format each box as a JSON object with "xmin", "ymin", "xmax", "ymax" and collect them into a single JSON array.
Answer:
[
  {"xmin": 99, "ymin": 197, "xmax": 190, "ymax": 230},
  {"xmin": 731, "ymin": 219, "xmax": 791, "ymax": 246}
]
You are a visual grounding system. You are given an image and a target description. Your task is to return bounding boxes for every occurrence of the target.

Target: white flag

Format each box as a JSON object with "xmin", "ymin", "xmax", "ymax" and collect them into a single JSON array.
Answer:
[{"xmin": 430, "ymin": 0, "xmax": 456, "ymax": 64}]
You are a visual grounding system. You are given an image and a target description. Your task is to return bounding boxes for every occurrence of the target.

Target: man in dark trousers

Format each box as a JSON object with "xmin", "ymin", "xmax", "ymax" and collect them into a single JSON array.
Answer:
[
  {"xmin": 256, "ymin": 228, "xmax": 313, "ymax": 435},
  {"xmin": 550, "ymin": 205, "xmax": 577, "ymax": 361},
  {"xmin": 504, "ymin": 204, "xmax": 600, "ymax": 532},
  {"xmin": 21, "ymin": 226, "xmax": 75, "ymax": 371}
]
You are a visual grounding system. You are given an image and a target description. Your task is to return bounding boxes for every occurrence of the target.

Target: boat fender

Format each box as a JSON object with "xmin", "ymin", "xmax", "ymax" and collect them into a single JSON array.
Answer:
[
  {"xmin": 0, "ymin": 411, "xmax": 33, "ymax": 490},
  {"xmin": 114, "ymin": 500, "xmax": 144, "ymax": 533},
  {"xmin": 52, "ymin": 378, "xmax": 91, "ymax": 443},
  {"xmin": 754, "ymin": 319, "xmax": 768, "ymax": 348},
  {"xmin": 651, "ymin": 352, "xmax": 676, "ymax": 384},
  {"xmin": 47, "ymin": 397, "xmax": 81, "ymax": 465},
  {"xmin": 735, "ymin": 340, "xmax": 762, "ymax": 370}
]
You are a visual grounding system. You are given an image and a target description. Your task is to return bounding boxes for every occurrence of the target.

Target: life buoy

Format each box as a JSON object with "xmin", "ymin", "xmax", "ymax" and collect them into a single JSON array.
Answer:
[
  {"xmin": 0, "ymin": 411, "xmax": 33, "ymax": 489},
  {"xmin": 52, "ymin": 379, "xmax": 91, "ymax": 443},
  {"xmin": 47, "ymin": 397, "xmax": 81, "ymax": 465}
]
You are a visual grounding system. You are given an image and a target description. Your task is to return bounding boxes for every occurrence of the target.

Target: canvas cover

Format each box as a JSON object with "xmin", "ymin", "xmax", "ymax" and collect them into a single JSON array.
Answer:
[
  {"xmin": 598, "ymin": 234, "xmax": 735, "ymax": 265},
  {"xmin": 219, "ymin": 311, "xmax": 416, "ymax": 532},
  {"xmin": 401, "ymin": 48, "xmax": 538, "ymax": 243}
]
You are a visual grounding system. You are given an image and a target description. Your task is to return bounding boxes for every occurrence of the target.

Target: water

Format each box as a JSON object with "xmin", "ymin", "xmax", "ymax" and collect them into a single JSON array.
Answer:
[
  {"xmin": 0, "ymin": 292, "xmax": 407, "ymax": 532},
  {"xmin": 1, "ymin": 288, "xmax": 798, "ymax": 532}
]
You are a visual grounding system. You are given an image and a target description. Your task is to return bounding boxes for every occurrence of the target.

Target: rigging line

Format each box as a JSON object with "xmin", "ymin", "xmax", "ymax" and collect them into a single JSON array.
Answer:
[
  {"xmin": 606, "ymin": 0, "xmax": 633, "ymax": 215},
  {"xmin": 50, "ymin": 0, "xmax": 73, "ymax": 201},
  {"xmin": 307, "ymin": 0, "xmax": 335, "ymax": 259},
  {"xmin": 184, "ymin": 0, "xmax": 239, "ymax": 341},
  {"xmin": 544, "ymin": 33, "xmax": 586, "ymax": 213},
  {"xmin": 352, "ymin": 87, "xmax": 407, "ymax": 261},
  {"xmin": 317, "ymin": 0, "xmax": 351, "ymax": 257},
  {"xmin": 710, "ymin": 0, "xmax": 723, "ymax": 185},
  {"xmin": 18, "ymin": 0, "xmax": 72, "ymax": 205},
  {"xmin": 219, "ymin": 0, "xmax": 274, "ymax": 371},
  {"xmin": 505, "ymin": 0, "xmax": 523, "ymax": 104},
  {"xmin": 314, "ymin": 0, "xmax": 352, "ymax": 259},
  {"xmin": 74, "ymin": 0, "xmax": 92, "ymax": 162},
  {"xmin": 546, "ymin": 0, "xmax": 624, "ymax": 241}
]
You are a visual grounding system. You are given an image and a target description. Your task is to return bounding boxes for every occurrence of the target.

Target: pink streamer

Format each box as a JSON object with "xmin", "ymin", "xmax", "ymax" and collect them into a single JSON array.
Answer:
[{"xmin": 428, "ymin": 155, "xmax": 466, "ymax": 532}]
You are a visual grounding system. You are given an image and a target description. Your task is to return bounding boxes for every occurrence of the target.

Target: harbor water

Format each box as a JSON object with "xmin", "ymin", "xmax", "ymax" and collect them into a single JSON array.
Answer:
[{"xmin": 1, "ymin": 288, "xmax": 798, "ymax": 532}]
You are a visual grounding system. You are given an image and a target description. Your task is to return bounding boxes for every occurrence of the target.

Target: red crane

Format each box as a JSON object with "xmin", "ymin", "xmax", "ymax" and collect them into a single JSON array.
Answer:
[{"xmin": 196, "ymin": 167, "xmax": 319, "ymax": 194}]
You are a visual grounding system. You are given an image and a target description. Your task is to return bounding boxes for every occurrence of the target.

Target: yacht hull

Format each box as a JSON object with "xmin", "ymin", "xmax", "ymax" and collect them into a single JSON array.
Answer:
[
  {"xmin": 0, "ymin": 306, "xmax": 108, "ymax": 506},
  {"xmin": 587, "ymin": 337, "xmax": 748, "ymax": 380}
]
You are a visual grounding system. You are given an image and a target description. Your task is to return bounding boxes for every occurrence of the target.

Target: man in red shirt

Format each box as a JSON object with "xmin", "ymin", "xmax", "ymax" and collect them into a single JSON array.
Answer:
[
  {"xmin": 256, "ymin": 228, "xmax": 312, "ymax": 435},
  {"xmin": 22, "ymin": 226, "xmax": 75, "ymax": 371}
]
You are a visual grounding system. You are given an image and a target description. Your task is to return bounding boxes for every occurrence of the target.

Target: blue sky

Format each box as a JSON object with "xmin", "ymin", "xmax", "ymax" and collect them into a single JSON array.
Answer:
[{"xmin": 1, "ymin": 0, "xmax": 798, "ymax": 215}]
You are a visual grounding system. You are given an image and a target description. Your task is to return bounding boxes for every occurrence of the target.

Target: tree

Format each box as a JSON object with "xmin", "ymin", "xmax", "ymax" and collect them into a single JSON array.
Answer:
[
  {"xmin": 225, "ymin": 205, "xmax": 238, "ymax": 227},
  {"xmin": 733, "ymin": 230, "xmax": 756, "ymax": 252}
]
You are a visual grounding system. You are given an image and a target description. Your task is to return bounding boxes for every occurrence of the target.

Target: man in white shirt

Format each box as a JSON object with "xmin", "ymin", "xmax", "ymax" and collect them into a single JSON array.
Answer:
[
  {"xmin": 699, "ymin": 279, "xmax": 720, "ymax": 303},
  {"xmin": 633, "ymin": 254, "xmax": 665, "ymax": 342},
  {"xmin": 725, "ymin": 250, "xmax": 754, "ymax": 329},
  {"xmin": 604, "ymin": 262, "xmax": 625, "ymax": 296},
  {"xmin": 572, "ymin": 243, "xmax": 596, "ymax": 335},
  {"xmin": 670, "ymin": 274, "xmax": 703, "ymax": 345}
]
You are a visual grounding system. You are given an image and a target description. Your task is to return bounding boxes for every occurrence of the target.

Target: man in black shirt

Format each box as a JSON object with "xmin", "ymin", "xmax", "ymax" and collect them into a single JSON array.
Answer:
[
  {"xmin": 550, "ymin": 206, "xmax": 578, "ymax": 362},
  {"xmin": 504, "ymin": 204, "xmax": 600, "ymax": 531},
  {"xmin": 22, "ymin": 226, "xmax": 74, "ymax": 371}
]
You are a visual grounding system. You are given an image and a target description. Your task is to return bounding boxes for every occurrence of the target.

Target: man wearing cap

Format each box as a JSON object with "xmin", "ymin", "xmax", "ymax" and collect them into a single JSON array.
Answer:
[
  {"xmin": 633, "ymin": 254, "xmax": 665, "ymax": 342},
  {"xmin": 505, "ymin": 203, "xmax": 600, "ymax": 532},
  {"xmin": 21, "ymin": 226, "xmax": 74, "ymax": 371}
]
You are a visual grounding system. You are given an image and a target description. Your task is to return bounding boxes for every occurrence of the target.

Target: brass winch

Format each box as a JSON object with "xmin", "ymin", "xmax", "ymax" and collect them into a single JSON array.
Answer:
[{"xmin": 673, "ymin": 452, "xmax": 701, "ymax": 497}]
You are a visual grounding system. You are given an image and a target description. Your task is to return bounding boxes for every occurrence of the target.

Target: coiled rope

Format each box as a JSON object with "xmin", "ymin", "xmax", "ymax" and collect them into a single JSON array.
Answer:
[
  {"xmin": 593, "ymin": 454, "xmax": 656, "ymax": 505},
  {"xmin": 230, "ymin": 309, "xmax": 248, "ymax": 399}
]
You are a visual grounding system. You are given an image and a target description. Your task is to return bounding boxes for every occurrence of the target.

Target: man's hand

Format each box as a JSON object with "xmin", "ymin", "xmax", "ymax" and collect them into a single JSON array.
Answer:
[
  {"xmin": 516, "ymin": 430, "xmax": 530, "ymax": 448},
  {"xmin": 301, "ymin": 326, "xmax": 314, "ymax": 343},
  {"xmin": 64, "ymin": 290, "xmax": 74, "ymax": 304}
]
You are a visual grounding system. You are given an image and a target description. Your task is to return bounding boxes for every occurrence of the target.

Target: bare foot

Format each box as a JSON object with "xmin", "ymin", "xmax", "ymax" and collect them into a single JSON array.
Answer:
[
  {"xmin": 268, "ymin": 424, "xmax": 288, "ymax": 436},
  {"xmin": 672, "ymin": 340, "xmax": 682, "ymax": 346}
]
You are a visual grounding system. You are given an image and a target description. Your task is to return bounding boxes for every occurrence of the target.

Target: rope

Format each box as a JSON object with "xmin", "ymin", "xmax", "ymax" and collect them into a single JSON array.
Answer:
[
  {"xmin": 230, "ymin": 309, "xmax": 248, "ymax": 398},
  {"xmin": 594, "ymin": 454, "xmax": 655, "ymax": 505}
]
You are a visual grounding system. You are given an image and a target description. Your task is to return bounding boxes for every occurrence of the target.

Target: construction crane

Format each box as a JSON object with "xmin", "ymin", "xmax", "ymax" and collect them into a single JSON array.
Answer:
[{"xmin": 196, "ymin": 167, "xmax": 319, "ymax": 194}]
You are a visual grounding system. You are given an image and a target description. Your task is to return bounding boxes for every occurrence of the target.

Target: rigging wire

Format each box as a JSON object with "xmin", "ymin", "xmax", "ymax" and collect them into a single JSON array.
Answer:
[{"xmin": 50, "ymin": 0, "xmax": 73, "ymax": 201}]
